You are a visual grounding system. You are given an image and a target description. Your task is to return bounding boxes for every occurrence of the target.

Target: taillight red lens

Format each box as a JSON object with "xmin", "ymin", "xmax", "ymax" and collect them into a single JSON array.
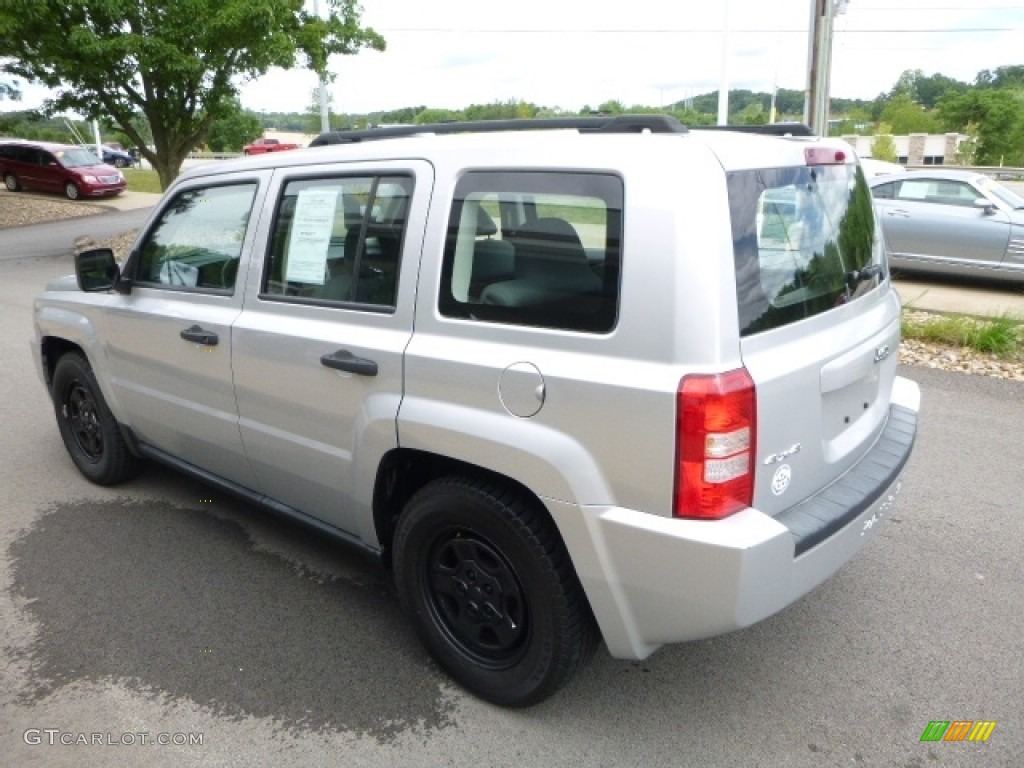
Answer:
[{"xmin": 675, "ymin": 369, "xmax": 757, "ymax": 519}]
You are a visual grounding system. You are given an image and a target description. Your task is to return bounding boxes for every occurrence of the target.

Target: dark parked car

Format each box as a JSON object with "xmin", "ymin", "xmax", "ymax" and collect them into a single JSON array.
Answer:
[
  {"xmin": 99, "ymin": 143, "xmax": 134, "ymax": 168},
  {"xmin": 870, "ymin": 169, "xmax": 1024, "ymax": 283},
  {"xmin": 0, "ymin": 140, "xmax": 125, "ymax": 200}
]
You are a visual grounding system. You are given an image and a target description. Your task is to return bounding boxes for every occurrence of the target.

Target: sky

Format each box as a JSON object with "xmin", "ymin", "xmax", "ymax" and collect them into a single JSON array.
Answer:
[{"xmin": 4, "ymin": 0, "xmax": 1024, "ymax": 117}]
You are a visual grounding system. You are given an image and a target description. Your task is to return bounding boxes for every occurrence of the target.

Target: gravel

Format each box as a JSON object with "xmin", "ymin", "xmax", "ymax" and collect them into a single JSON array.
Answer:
[
  {"xmin": 0, "ymin": 193, "xmax": 107, "ymax": 227},
  {"xmin": 4, "ymin": 191, "xmax": 1022, "ymax": 381}
]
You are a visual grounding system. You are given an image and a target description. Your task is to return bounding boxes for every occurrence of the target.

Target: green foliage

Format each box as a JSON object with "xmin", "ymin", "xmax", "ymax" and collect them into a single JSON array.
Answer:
[
  {"xmin": 414, "ymin": 108, "xmax": 461, "ymax": 124},
  {"xmin": 206, "ymin": 99, "xmax": 263, "ymax": 152},
  {"xmin": 902, "ymin": 313, "xmax": 1023, "ymax": 358},
  {"xmin": 938, "ymin": 89, "xmax": 1024, "ymax": 165},
  {"xmin": 0, "ymin": 0, "xmax": 384, "ymax": 189},
  {"xmin": 975, "ymin": 66, "xmax": 1024, "ymax": 90},
  {"xmin": 879, "ymin": 94, "xmax": 941, "ymax": 134},
  {"xmin": 464, "ymin": 100, "xmax": 539, "ymax": 121},
  {"xmin": 888, "ymin": 69, "xmax": 970, "ymax": 109},
  {"xmin": 122, "ymin": 168, "xmax": 162, "ymax": 194},
  {"xmin": 736, "ymin": 102, "xmax": 767, "ymax": 125},
  {"xmin": 871, "ymin": 132, "xmax": 898, "ymax": 162}
]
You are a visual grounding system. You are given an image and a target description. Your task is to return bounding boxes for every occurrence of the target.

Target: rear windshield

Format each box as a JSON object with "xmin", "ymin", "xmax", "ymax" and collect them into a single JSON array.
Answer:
[{"xmin": 728, "ymin": 163, "xmax": 883, "ymax": 336}]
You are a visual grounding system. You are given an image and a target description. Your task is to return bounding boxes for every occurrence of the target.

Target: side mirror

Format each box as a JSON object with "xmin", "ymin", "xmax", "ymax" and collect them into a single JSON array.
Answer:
[
  {"xmin": 76, "ymin": 248, "xmax": 120, "ymax": 292},
  {"xmin": 974, "ymin": 198, "xmax": 997, "ymax": 215}
]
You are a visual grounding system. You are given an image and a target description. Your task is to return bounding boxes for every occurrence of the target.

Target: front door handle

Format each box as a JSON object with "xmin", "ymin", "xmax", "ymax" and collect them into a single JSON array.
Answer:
[
  {"xmin": 320, "ymin": 349, "xmax": 378, "ymax": 376},
  {"xmin": 180, "ymin": 324, "xmax": 218, "ymax": 346}
]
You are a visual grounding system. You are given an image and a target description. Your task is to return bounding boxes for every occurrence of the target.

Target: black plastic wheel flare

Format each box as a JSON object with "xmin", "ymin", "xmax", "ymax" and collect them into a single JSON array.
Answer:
[
  {"xmin": 64, "ymin": 382, "xmax": 104, "ymax": 460},
  {"xmin": 426, "ymin": 530, "xmax": 529, "ymax": 667}
]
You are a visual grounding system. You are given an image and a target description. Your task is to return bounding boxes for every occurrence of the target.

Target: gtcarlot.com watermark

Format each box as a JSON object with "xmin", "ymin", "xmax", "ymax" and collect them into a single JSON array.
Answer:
[{"xmin": 24, "ymin": 729, "xmax": 204, "ymax": 747}]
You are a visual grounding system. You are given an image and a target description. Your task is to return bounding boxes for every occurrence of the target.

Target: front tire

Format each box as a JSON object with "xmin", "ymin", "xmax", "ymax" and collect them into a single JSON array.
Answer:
[
  {"xmin": 393, "ymin": 476, "xmax": 597, "ymax": 707},
  {"xmin": 64, "ymin": 181, "xmax": 81, "ymax": 200},
  {"xmin": 4, "ymin": 172, "xmax": 19, "ymax": 191},
  {"xmin": 51, "ymin": 352, "xmax": 142, "ymax": 485}
]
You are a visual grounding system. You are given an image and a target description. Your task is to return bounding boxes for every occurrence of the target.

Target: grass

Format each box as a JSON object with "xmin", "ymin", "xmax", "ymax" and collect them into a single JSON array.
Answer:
[
  {"xmin": 902, "ymin": 311, "xmax": 1024, "ymax": 358},
  {"xmin": 122, "ymin": 168, "xmax": 163, "ymax": 194}
]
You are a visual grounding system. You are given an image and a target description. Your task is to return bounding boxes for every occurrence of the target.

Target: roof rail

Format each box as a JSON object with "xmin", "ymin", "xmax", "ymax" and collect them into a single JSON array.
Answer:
[
  {"xmin": 309, "ymin": 114, "xmax": 688, "ymax": 146},
  {"xmin": 690, "ymin": 123, "xmax": 815, "ymax": 137}
]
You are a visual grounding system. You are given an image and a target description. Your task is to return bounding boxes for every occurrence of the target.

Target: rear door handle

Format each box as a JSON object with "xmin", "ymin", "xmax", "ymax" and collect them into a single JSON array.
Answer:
[
  {"xmin": 180, "ymin": 324, "xmax": 218, "ymax": 346},
  {"xmin": 887, "ymin": 209, "xmax": 910, "ymax": 218},
  {"xmin": 320, "ymin": 349, "xmax": 378, "ymax": 376}
]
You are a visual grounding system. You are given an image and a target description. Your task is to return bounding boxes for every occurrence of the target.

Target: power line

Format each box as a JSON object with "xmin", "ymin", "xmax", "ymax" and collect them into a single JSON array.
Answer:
[{"xmin": 376, "ymin": 27, "xmax": 1022, "ymax": 34}]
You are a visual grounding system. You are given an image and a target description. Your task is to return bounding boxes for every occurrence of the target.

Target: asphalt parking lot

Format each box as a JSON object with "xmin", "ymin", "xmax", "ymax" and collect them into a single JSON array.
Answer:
[{"xmin": 0, "ymin": 226, "xmax": 1021, "ymax": 765}]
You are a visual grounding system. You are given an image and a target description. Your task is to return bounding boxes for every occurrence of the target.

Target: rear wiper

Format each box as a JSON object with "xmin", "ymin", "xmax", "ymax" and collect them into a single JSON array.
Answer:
[{"xmin": 845, "ymin": 264, "xmax": 885, "ymax": 290}]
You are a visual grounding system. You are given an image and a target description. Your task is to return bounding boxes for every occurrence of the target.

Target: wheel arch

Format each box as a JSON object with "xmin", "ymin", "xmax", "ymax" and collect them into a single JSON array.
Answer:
[
  {"xmin": 39, "ymin": 335, "xmax": 85, "ymax": 390},
  {"xmin": 372, "ymin": 449, "xmax": 558, "ymax": 567}
]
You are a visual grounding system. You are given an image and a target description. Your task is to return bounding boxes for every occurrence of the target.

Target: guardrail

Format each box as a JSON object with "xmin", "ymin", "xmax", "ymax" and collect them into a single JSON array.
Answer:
[{"xmin": 906, "ymin": 164, "xmax": 1024, "ymax": 180}]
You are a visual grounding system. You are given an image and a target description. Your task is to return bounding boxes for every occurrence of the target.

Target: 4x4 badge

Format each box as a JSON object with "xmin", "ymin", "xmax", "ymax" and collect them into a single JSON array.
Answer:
[{"xmin": 763, "ymin": 443, "xmax": 801, "ymax": 465}]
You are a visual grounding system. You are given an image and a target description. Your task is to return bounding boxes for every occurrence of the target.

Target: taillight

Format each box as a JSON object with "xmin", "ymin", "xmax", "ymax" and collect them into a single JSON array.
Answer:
[
  {"xmin": 675, "ymin": 369, "xmax": 757, "ymax": 520},
  {"xmin": 804, "ymin": 146, "xmax": 848, "ymax": 165}
]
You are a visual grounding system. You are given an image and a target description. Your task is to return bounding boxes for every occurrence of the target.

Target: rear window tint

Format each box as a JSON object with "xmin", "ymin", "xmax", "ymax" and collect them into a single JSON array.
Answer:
[{"xmin": 728, "ymin": 163, "xmax": 883, "ymax": 336}]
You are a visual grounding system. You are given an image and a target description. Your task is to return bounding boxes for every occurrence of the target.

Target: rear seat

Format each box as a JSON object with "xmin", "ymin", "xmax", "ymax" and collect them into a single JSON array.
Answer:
[{"xmin": 481, "ymin": 217, "xmax": 602, "ymax": 307}]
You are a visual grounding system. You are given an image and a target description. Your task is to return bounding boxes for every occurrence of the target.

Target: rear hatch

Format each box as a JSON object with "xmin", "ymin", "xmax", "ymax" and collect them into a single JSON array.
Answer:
[{"xmin": 726, "ymin": 146, "xmax": 901, "ymax": 515}]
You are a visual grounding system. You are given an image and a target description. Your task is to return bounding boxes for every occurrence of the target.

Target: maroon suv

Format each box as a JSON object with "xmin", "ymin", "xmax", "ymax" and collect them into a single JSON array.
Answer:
[{"xmin": 0, "ymin": 140, "xmax": 125, "ymax": 200}]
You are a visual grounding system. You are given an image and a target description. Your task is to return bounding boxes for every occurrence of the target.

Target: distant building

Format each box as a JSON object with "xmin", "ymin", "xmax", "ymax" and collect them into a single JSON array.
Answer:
[{"xmin": 840, "ymin": 133, "xmax": 969, "ymax": 166}]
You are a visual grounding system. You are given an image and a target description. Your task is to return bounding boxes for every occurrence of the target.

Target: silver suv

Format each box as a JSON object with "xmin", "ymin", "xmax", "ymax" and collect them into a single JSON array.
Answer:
[{"xmin": 32, "ymin": 116, "xmax": 920, "ymax": 707}]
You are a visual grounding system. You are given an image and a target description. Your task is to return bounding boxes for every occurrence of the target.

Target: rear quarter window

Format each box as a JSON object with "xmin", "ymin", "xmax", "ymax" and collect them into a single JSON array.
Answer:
[
  {"xmin": 729, "ymin": 163, "xmax": 883, "ymax": 336},
  {"xmin": 439, "ymin": 171, "xmax": 623, "ymax": 333}
]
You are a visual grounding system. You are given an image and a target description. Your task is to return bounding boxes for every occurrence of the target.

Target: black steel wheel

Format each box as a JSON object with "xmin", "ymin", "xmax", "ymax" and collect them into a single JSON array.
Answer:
[
  {"xmin": 51, "ymin": 352, "xmax": 142, "ymax": 485},
  {"xmin": 64, "ymin": 181, "xmax": 80, "ymax": 200},
  {"xmin": 393, "ymin": 476, "xmax": 597, "ymax": 707}
]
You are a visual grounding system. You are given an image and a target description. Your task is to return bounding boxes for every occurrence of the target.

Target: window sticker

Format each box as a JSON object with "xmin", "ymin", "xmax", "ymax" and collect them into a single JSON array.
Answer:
[{"xmin": 285, "ymin": 187, "xmax": 340, "ymax": 284}]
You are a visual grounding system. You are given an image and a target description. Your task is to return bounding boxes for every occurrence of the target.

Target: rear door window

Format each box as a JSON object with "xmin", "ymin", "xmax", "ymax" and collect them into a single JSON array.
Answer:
[
  {"xmin": 261, "ymin": 175, "xmax": 412, "ymax": 309},
  {"xmin": 729, "ymin": 163, "xmax": 883, "ymax": 336}
]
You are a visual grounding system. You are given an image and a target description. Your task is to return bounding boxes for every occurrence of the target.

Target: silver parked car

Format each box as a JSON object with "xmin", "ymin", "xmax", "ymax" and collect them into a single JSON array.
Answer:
[
  {"xmin": 33, "ymin": 117, "xmax": 919, "ymax": 707},
  {"xmin": 869, "ymin": 169, "xmax": 1024, "ymax": 282}
]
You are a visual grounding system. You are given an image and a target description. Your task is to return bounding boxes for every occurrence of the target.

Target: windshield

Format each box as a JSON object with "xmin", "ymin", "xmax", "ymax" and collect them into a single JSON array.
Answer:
[
  {"xmin": 977, "ymin": 177, "xmax": 1024, "ymax": 209},
  {"xmin": 728, "ymin": 163, "xmax": 884, "ymax": 336},
  {"xmin": 55, "ymin": 148, "xmax": 103, "ymax": 168}
]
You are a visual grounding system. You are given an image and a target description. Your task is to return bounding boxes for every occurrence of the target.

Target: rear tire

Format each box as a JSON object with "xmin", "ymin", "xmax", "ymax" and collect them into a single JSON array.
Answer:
[
  {"xmin": 4, "ymin": 172, "xmax": 19, "ymax": 191},
  {"xmin": 64, "ymin": 181, "xmax": 81, "ymax": 200},
  {"xmin": 393, "ymin": 476, "xmax": 597, "ymax": 707},
  {"xmin": 51, "ymin": 352, "xmax": 142, "ymax": 485}
]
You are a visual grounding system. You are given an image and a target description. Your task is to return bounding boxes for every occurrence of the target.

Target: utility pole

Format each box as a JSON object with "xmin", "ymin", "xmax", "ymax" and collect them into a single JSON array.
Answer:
[
  {"xmin": 805, "ymin": 0, "xmax": 848, "ymax": 135},
  {"xmin": 312, "ymin": 0, "xmax": 331, "ymax": 133}
]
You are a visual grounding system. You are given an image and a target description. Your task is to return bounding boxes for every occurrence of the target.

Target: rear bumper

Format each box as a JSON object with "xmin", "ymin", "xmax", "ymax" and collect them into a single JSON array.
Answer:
[{"xmin": 555, "ymin": 376, "xmax": 920, "ymax": 660}]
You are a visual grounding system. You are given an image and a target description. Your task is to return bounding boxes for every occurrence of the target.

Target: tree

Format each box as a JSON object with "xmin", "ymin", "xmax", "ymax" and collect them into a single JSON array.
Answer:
[
  {"xmin": 870, "ymin": 130, "xmax": 898, "ymax": 163},
  {"xmin": 975, "ymin": 65, "xmax": 1024, "ymax": 90},
  {"xmin": 879, "ymin": 94, "xmax": 941, "ymax": 134},
  {"xmin": 0, "ymin": 1, "xmax": 384, "ymax": 189},
  {"xmin": 938, "ymin": 88, "xmax": 1024, "ymax": 166},
  {"xmin": 206, "ymin": 98, "xmax": 263, "ymax": 152}
]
